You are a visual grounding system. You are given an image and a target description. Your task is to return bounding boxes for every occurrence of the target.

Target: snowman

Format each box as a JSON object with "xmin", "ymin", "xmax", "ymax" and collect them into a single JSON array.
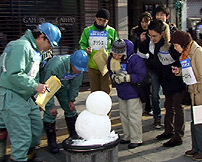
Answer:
[{"xmin": 75, "ymin": 91, "xmax": 112, "ymax": 140}]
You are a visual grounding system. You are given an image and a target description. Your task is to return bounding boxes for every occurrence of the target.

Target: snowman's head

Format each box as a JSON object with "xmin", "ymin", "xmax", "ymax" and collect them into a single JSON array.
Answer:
[{"xmin": 86, "ymin": 91, "xmax": 112, "ymax": 115}]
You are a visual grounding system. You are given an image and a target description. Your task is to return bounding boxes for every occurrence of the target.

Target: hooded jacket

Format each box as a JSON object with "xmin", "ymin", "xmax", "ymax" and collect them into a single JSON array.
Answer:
[{"xmin": 107, "ymin": 40, "xmax": 147, "ymax": 100}]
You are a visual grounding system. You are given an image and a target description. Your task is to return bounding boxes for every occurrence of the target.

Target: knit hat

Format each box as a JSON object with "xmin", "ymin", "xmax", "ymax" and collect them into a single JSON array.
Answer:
[
  {"xmin": 111, "ymin": 39, "xmax": 126, "ymax": 55},
  {"xmin": 170, "ymin": 30, "xmax": 192, "ymax": 47},
  {"xmin": 96, "ymin": 9, "xmax": 110, "ymax": 20}
]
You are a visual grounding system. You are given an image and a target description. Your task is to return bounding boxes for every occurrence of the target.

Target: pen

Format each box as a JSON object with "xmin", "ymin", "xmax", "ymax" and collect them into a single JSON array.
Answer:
[{"xmin": 46, "ymin": 87, "xmax": 51, "ymax": 92}]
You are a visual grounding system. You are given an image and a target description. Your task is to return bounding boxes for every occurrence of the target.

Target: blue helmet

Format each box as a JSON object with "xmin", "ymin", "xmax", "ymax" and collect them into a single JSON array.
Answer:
[
  {"xmin": 71, "ymin": 50, "xmax": 89, "ymax": 71},
  {"xmin": 37, "ymin": 23, "xmax": 61, "ymax": 47}
]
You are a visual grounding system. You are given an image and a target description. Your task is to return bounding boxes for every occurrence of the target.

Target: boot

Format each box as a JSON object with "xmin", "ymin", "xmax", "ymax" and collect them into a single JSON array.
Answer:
[
  {"xmin": 0, "ymin": 128, "xmax": 7, "ymax": 162},
  {"xmin": 65, "ymin": 115, "xmax": 79, "ymax": 139},
  {"xmin": 43, "ymin": 122, "xmax": 59, "ymax": 153}
]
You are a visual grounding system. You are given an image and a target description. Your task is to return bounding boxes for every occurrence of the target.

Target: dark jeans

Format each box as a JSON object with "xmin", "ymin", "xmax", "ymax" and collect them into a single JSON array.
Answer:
[
  {"xmin": 164, "ymin": 91, "xmax": 185, "ymax": 141},
  {"xmin": 151, "ymin": 73, "xmax": 161, "ymax": 119}
]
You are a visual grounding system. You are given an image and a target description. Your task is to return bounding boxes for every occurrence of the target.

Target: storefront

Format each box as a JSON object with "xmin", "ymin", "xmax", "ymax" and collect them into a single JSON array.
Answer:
[{"xmin": 0, "ymin": 0, "xmax": 116, "ymax": 55}]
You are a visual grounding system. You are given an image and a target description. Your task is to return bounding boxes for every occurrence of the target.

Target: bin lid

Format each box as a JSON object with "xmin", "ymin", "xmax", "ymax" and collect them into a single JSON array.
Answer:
[{"xmin": 62, "ymin": 135, "xmax": 120, "ymax": 153}]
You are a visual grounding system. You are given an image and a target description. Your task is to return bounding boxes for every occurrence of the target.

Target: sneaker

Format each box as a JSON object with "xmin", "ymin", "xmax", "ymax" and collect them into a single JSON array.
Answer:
[
  {"xmin": 148, "ymin": 110, "xmax": 153, "ymax": 116},
  {"xmin": 153, "ymin": 119, "xmax": 162, "ymax": 129},
  {"xmin": 185, "ymin": 149, "xmax": 197, "ymax": 157},
  {"xmin": 143, "ymin": 111, "xmax": 153, "ymax": 116},
  {"xmin": 156, "ymin": 132, "xmax": 174, "ymax": 140},
  {"xmin": 193, "ymin": 153, "xmax": 202, "ymax": 160},
  {"xmin": 163, "ymin": 139, "xmax": 182, "ymax": 147}
]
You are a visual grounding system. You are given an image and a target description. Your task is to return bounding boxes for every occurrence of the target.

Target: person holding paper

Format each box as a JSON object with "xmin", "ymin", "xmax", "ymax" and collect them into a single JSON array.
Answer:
[
  {"xmin": 107, "ymin": 39, "xmax": 147, "ymax": 149},
  {"xmin": 0, "ymin": 22, "xmax": 61, "ymax": 162},
  {"xmin": 40, "ymin": 50, "xmax": 89, "ymax": 154},
  {"xmin": 170, "ymin": 30, "xmax": 202, "ymax": 161},
  {"xmin": 79, "ymin": 9, "xmax": 119, "ymax": 95}
]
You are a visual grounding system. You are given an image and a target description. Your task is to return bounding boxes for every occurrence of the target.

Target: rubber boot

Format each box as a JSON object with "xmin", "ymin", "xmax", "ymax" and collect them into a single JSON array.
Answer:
[
  {"xmin": 65, "ymin": 115, "xmax": 79, "ymax": 139},
  {"xmin": 0, "ymin": 128, "xmax": 7, "ymax": 162},
  {"xmin": 43, "ymin": 122, "xmax": 59, "ymax": 153}
]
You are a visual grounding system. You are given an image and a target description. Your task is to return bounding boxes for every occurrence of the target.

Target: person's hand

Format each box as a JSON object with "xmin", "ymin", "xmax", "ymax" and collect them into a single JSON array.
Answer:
[
  {"xmin": 140, "ymin": 32, "xmax": 147, "ymax": 42},
  {"xmin": 86, "ymin": 47, "xmax": 92, "ymax": 54},
  {"xmin": 69, "ymin": 101, "xmax": 76, "ymax": 111},
  {"xmin": 116, "ymin": 70, "xmax": 128, "ymax": 77},
  {"xmin": 36, "ymin": 84, "xmax": 49, "ymax": 93},
  {"xmin": 50, "ymin": 108, "xmax": 58, "ymax": 116},
  {"xmin": 111, "ymin": 74, "xmax": 116, "ymax": 82},
  {"xmin": 171, "ymin": 66, "xmax": 181, "ymax": 74},
  {"xmin": 113, "ymin": 72, "xmax": 131, "ymax": 84}
]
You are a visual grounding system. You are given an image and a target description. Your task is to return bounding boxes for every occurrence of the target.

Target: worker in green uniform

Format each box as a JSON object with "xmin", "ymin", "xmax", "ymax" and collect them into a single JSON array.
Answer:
[
  {"xmin": 40, "ymin": 50, "xmax": 89, "ymax": 153},
  {"xmin": 0, "ymin": 22, "xmax": 61, "ymax": 162}
]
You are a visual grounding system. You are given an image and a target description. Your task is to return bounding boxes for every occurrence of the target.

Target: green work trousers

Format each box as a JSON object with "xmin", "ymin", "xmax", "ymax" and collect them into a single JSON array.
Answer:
[{"xmin": 0, "ymin": 88, "xmax": 43, "ymax": 161}]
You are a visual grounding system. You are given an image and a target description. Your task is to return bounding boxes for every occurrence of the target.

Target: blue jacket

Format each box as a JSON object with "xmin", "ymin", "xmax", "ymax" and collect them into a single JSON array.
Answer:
[{"xmin": 107, "ymin": 40, "xmax": 147, "ymax": 100}]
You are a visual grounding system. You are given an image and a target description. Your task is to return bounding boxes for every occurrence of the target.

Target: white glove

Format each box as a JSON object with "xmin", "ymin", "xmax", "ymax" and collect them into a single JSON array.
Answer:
[
  {"xmin": 116, "ymin": 70, "xmax": 128, "ymax": 76},
  {"xmin": 114, "ymin": 74, "xmax": 131, "ymax": 84},
  {"xmin": 111, "ymin": 74, "xmax": 116, "ymax": 82}
]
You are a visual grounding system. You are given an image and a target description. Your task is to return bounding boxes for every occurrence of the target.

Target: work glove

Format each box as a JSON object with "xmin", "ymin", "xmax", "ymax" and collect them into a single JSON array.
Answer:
[
  {"xmin": 114, "ymin": 71, "xmax": 131, "ymax": 84},
  {"xmin": 111, "ymin": 74, "xmax": 116, "ymax": 82}
]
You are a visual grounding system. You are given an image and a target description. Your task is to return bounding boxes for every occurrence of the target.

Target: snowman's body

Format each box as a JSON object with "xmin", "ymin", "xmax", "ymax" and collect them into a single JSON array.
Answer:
[{"xmin": 75, "ymin": 91, "xmax": 112, "ymax": 140}]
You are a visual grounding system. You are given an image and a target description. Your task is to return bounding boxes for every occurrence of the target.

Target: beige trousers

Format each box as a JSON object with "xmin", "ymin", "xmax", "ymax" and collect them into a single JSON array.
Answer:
[
  {"xmin": 119, "ymin": 97, "xmax": 143, "ymax": 143},
  {"xmin": 88, "ymin": 68, "xmax": 112, "ymax": 95}
]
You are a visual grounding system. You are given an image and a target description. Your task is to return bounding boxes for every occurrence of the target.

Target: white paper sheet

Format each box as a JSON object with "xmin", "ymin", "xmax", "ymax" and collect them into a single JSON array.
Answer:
[{"xmin": 193, "ymin": 105, "xmax": 202, "ymax": 125}]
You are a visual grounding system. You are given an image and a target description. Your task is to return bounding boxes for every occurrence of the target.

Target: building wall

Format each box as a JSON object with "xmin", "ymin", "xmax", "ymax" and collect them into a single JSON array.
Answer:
[{"xmin": 115, "ymin": 0, "xmax": 128, "ymax": 39}]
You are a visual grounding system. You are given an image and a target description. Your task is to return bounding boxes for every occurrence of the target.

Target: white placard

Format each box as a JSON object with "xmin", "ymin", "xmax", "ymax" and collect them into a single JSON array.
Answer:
[{"xmin": 193, "ymin": 105, "xmax": 202, "ymax": 125}]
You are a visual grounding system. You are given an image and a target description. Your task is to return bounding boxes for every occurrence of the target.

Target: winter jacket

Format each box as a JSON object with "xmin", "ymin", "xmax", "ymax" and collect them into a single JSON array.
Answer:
[
  {"xmin": 130, "ymin": 26, "xmax": 148, "ymax": 53},
  {"xmin": 107, "ymin": 40, "xmax": 147, "ymax": 100},
  {"xmin": 139, "ymin": 36, "xmax": 186, "ymax": 95},
  {"xmin": 183, "ymin": 41, "xmax": 202, "ymax": 105},
  {"xmin": 0, "ymin": 30, "xmax": 40, "ymax": 100},
  {"xmin": 79, "ymin": 23, "xmax": 119, "ymax": 69},
  {"xmin": 40, "ymin": 55, "xmax": 83, "ymax": 109}
]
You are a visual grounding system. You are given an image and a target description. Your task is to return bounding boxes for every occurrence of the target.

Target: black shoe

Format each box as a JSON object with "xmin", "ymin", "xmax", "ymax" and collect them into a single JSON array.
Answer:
[
  {"xmin": 156, "ymin": 132, "xmax": 173, "ymax": 140},
  {"xmin": 128, "ymin": 143, "xmax": 142, "ymax": 149},
  {"xmin": 0, "ymin": 156, "xmax": 6, "ymax": 162},
  {"xmin": 27, "ymin": 159, "xmax": 47, "ymax": 162},
  {"xmin": 163, "ymin": 139, "xmax": 182, "ymax": 147},
  {"xmin": 120, "ymin": 139, "xmax": 130, "ymax": 144}
]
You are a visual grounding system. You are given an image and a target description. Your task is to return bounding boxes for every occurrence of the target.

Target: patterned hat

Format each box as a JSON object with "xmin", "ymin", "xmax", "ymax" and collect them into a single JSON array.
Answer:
[{"xmin": 111, "ymin": 39, "xmax": 126, "ymax": 55}]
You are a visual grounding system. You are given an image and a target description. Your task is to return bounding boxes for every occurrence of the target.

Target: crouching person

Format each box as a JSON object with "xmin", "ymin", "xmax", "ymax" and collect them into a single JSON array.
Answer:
[{"xmin": 40, "ymin": 50, "xmax": 89, "ymax": 153}]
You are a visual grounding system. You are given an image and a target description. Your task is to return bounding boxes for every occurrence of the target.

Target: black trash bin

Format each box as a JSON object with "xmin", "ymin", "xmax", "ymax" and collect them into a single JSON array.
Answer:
[{"xmin": 62, "ymin": 135, "xmax": 120, "ymax": 162}]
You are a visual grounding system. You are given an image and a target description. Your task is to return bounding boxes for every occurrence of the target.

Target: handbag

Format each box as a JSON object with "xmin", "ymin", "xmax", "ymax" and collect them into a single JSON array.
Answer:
[{"xmin": 131, "ymin": 79, "xmax": 150, "ymax": 103}]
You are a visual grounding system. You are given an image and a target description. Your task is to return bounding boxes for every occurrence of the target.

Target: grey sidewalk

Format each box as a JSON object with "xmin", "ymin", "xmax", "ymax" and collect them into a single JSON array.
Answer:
[
  {"xmin": 36, "ymin": 88, "xmax": 196, "ymax": 162},
  {"xmin": 5, "ymin": 88, "xmax": 196, "ymax": 162}
]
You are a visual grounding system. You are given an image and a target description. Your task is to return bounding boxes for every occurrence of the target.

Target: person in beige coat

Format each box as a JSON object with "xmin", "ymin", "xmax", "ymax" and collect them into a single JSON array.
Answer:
[{"xmin": 170, "ymin": 30, "xmax": 202, "ymax": 161}]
